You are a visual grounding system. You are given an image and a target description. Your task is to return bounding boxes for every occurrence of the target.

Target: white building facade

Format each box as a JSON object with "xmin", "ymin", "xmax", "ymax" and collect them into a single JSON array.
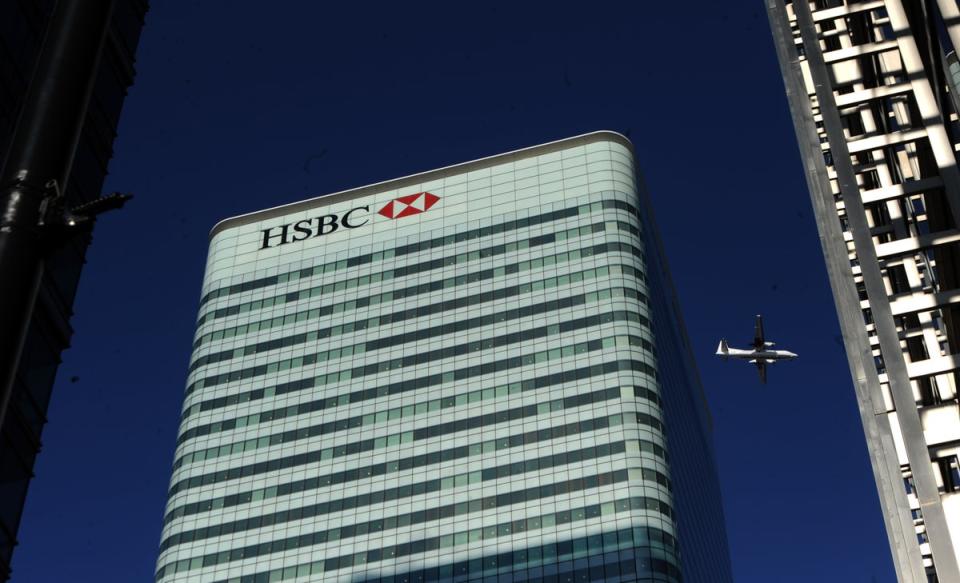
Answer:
[
  {"xmin": 768, "ymin": 1, "xmax": 960, "ymax": 581},
  {"xmin": 154, "ymin": 132, "xmax": 732, "ymax": 582}
]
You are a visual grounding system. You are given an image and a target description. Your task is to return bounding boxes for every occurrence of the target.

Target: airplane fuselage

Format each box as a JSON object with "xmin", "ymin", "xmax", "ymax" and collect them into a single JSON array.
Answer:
[
  {"xmin": 721, "ymin": 347, "xmax": 798, "ymax": 362},
  {"xmin": 717, "ymin": 316, "xmax": 796, "ymax": 383}
]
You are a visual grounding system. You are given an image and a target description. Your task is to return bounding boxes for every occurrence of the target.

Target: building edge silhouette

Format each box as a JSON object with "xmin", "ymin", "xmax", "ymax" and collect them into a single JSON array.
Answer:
[{"xmin": 0, "ymin": 1, "xmax": 147, "ymax": 579}]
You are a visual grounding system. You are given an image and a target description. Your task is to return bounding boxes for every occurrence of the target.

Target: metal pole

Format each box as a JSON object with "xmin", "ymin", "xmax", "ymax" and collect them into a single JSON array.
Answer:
[{"xmin": 0, "ymin": 0, "xmax": 115, "ymax": 432}]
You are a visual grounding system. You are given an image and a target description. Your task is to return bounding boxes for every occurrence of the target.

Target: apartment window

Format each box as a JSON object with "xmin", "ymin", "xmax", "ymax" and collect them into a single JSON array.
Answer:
[
  {"xmin": 906, "ymin": 337, "xmax": 929, "ymax": 362},
  {"xmin": 937, "ymin": 456, "xmax": 960, "ymax": 492},
  {"xmin": 896, "ymin": 313, "xmax": 922, "ymax": 331},
  {"xmin": 815, "ymin": 0, "xmax": 844, "ymax": 10},
  {"xmin": 866, "ymin": 202, "xmax": 891, "ymax": 228},
  {"xmin": 823, "ymin": 34, "xmax": 842, "ymax": 52},
  {"xmin": 843, "ymin": 112, "xmax": 866, "ymax": 137},
  {"xmin": 887, "ymin": 264, "xmax": 910, "ymax": 295},
  {"xmin": 845, "ymin": 15, "xmax": 865, "ymax": 45},
  {"xmin": 904, "ymin": 475, "xmax": 916, "ymax": 495},
  {"xmin": 859, "ymin": 169, "xmax": 881, "ymax": 191},
  {"xmin": 918, "ymin": 377, "xmax": 942, "ymax": 407}
]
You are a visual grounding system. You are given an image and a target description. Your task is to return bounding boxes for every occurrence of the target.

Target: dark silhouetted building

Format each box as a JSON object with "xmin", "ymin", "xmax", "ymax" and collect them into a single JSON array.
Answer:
[{"xmin": 0, "ymin": 1, "xmax": 147, "ymax": 579}]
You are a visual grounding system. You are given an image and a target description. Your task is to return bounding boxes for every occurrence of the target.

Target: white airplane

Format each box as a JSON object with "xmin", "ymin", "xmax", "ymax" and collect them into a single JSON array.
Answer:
[{"xmin": 716, "ymin": 315, "xmax": 797, "ymax": 384}]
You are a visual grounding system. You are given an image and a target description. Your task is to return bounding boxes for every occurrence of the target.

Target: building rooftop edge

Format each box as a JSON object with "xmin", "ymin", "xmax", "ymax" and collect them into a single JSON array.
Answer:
[{"xmin": 209, "ymin": 130, "xmax": 634, "ymax": 239}]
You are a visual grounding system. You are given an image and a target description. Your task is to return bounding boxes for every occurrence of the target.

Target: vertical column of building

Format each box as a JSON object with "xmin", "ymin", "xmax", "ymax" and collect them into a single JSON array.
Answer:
[{"xmin": 768, "ymin": 1, "xmax": 960, "ymax": 581}]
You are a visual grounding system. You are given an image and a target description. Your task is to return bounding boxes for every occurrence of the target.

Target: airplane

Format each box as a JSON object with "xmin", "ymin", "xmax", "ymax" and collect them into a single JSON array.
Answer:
[{"xmin": 716, "ymin": 315, "xmax": 797, "ymax": 384}]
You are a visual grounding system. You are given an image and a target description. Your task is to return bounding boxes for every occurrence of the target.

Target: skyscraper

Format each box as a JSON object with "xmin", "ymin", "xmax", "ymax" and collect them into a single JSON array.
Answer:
[
  {"xmin": 768, "ymin": 1, "xmax": 960, "ymax": 581},
  {"xmin": 0, "ymin": 2, "xmax": 147, "ymax": 579},
  {"xmin": 156, "ymin": 132, "xmax": 732, "ymax": 582}
]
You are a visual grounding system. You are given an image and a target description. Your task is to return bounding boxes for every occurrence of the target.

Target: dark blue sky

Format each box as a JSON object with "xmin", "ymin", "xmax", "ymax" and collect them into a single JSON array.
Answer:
[{"xmin": 13, "ymin": 2, "xmax": 894, "ymax": 582}]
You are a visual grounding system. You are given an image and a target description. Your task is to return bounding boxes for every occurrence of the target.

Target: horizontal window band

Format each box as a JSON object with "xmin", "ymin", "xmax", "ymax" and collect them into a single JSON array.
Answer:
[
  {"xmin": 190, "ymin": 273, "xmax": 646, "ymax": 374},
  {"xmin": 175, "ymin": 383, "xmax": 644, "ymax": 470},
  {"xmin": 198, "ymin": 525, "xmax": 682, "ymax": 583},
  {"xmin": 198, "ymin": 218, "xmax": 637, "ymax": 327},
  {"xmin": 164, "ymin": 440, "xmax": 628, "ymax": 525},
  {"xmin": 354, "ymin": 552, "xmax": 676, "ymax": 583},
  {"xmin": 348, "ymin": 531, "xmax": 682, "ymax": 583},
  {"xmin": 183, "ymin": 315, "xmax": 655, "ymax": 422},
  {"xmin": 178, "ymin": 341, "xmax": 659, "ymax": 449},
  {"xmin": 189, "ymin": 304, "xmax": 649, "ymax": 396},
  {"xmin": 164, "ymin": 433, "xmax": 671, "ymax": 527},
  {"xmin": 168, "ymin": 409, "xmax": 645, "ymax": 498},
  {"xmin": 162, "ymin": 439, "xmax": 673, "ymax": 551},
  {"xmin": 158, "ymin": 469, "xmax": 661, "ymax": 577},
  {"xmin": 199, "ymin": 197, "xmax": 641, "ymax": 309},
  {"xmin": 193, "ymin": 242, "xmax": 644, "ymax": 349}
]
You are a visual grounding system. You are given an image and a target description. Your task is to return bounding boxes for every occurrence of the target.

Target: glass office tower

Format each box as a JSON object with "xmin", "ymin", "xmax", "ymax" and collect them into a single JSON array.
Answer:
[{"xmin": 155, "ymin": 132, "xmax": 732, "ymax": 582}]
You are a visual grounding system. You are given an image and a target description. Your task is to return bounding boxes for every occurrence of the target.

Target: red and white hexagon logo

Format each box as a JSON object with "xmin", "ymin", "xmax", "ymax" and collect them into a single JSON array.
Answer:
[{"xmin": 377, "ymin": 192, "xmax": 439, "ymax": 219}]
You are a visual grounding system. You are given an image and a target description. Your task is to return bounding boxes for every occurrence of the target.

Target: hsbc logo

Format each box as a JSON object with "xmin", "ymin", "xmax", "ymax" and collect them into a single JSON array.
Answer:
[
  {"xmin": 377, "ymin": 192, "xmax": 439, "ymax": 219},
  {"xmin": 260, "ymin": 192, "xmax": 440, "ymax": 249}
]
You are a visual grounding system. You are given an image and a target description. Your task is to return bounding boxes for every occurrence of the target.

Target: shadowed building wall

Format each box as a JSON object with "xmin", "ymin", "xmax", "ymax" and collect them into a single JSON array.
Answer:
[{"xmin": 0, "ymin": 1, "xmax": 147, "ymax": 579}]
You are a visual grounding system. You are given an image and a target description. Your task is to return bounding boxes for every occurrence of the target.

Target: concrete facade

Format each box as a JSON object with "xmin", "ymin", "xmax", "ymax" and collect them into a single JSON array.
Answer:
[{"xmin": 768, "ymin": 1, "xmax": 960, "ymax": 580}]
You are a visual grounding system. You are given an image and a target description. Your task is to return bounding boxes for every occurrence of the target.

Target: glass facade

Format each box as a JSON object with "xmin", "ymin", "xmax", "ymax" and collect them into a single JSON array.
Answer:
[{"xmin": 156, "ymin": 132, "xmax": 733, "ymax": 582}]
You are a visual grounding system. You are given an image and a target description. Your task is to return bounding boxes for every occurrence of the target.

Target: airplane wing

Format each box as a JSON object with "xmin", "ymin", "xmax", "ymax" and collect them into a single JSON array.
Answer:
[
  {"xmin": 755, "ymin": 359, "xmax": 767, "ymax": 384},
  {"xmin": 752, "ymin": 314, "xmax": 765, "ymax": 350}
]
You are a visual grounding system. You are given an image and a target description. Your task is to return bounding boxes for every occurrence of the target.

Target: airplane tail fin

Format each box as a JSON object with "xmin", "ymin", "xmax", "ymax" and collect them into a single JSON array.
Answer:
[{"xmin": 716, "ymin": 339, "xmax": 729, "ymax": 358}]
